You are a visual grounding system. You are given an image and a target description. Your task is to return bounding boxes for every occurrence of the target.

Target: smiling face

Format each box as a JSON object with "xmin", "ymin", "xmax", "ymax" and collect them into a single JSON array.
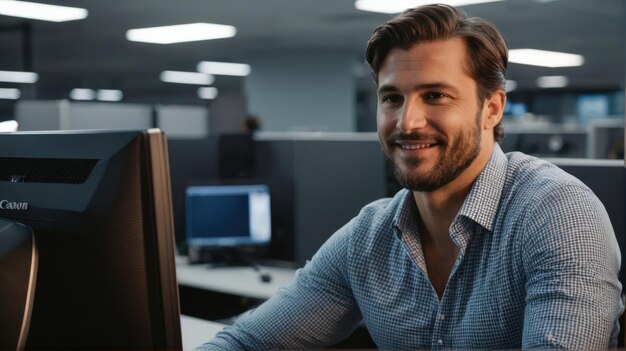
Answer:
[{"xmin": 377, "ymin": 38, "xmax": 494, "ymax": 192}]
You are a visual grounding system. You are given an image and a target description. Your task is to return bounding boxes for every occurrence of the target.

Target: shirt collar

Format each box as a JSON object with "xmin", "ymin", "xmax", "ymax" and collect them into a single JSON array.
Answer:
[
  {"xmin": 391, "ymin": 143, "xmax": 508, "ymax": 235},
  {"xmin": 456, "ymin": 143, "xmax": 508, "ymax": 232}
]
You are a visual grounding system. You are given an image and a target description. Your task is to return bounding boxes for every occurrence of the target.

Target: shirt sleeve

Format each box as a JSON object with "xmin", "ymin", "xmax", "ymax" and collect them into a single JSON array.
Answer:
[
  {"xmin": 194, "ymin": 219, "xmax": 363, "ymax": 351},
  {"xmin": 521, "ymin": 183, "xmax": 623, "ymax": 349}
]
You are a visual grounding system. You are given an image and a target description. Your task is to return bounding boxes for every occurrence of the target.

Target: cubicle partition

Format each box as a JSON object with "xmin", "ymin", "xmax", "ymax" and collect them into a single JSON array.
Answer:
[
  {"xmin": 499, "ymin": 127, "xmax": 588, "ymax": 158},
  {"xmin": 255, "ymin": 133, "xmax": 388, "ymax": 267},
  {"xmin": 167, "ymin": 137, "xmax": 220, "ymax": 246}
]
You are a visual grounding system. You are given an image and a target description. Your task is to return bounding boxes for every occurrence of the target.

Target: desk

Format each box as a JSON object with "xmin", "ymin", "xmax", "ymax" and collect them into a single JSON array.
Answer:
[
  {"xmin": 181, "ymin": 314, "xmax": 226, "ymax": 350},
  {"xmin": 175, "ymin": 255, "xmax": 297, "ymax": 300}
]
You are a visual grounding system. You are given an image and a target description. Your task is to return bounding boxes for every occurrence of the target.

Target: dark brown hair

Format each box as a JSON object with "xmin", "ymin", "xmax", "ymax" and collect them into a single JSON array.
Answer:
[{"xmin": 365, "ymin": 4, "xmax": 507, "ymax": 143}]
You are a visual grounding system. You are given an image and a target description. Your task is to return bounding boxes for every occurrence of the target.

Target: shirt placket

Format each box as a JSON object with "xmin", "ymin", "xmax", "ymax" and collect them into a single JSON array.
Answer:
[{"xmin": 430, "ymin": 221, "xmax": 471, "ymax": 350}]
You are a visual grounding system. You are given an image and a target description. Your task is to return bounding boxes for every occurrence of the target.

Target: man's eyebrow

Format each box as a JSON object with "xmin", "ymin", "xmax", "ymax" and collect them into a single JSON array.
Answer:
[
  {"xmin": 377, "ymin": 82, "xmax": 460, "ymax": 95},
  {"xmin": 377, "ymin": 84, "xmax": 398, "ymax": 94},
  {"xmin": 418, "ymin": 82, "xmax": 460, "ymax": 94}
]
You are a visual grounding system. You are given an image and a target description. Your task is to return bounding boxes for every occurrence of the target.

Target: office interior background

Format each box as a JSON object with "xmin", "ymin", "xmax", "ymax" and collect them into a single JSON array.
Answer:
[
  {"xmin": 0, "ymin": 0, "xmax": 622, "ymax": 134},
  {"xmin": 0, "ymin": 0, "xmax": 623, "ymax": 257},
  {"xmin": 0, "ymin": 0, "xmax": 624, "ymax": 262},
  {"xmin": 0, "ymin": 0, "xmax": 624, "ymax": 348}
]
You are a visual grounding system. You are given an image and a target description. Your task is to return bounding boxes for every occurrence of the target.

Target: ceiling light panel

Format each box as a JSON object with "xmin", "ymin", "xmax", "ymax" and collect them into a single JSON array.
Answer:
[
  {"xmin": 505, "ymin": 80, "xmax": 517, "ymax": 93},
  {"xmin": 0, "ymin": 70, "xmax": 38, "ymax": 83},
  {"xmin": 97, "ymin": 89, "xmax": 124, "ymax": 102},
  {"xmin": 536, "ymin": 75, "xmax": 569, "ymax": 88},
  {"xmin": 126, "ymin": 23, "xmax": 236, "ymax": 44},
  {"xmin": 509, "ymin": 49, "xmax": 584, "ymax": 68},
  {"xmin": 0, "ymin": 1, "xmax": 87, "ymax": 22},
  {"xmin": 197, "ymin": 87, "xmax": 219, "ymax": 99},
  {"xmin": 0, "ymin": 88, "xmax": 21, "ymax": 100},
  {"xmin": 160, "ymin": 71, "xmax": 215, "ymax": 85},
  {"xmin": 355, "ymin": 0, "xmax": 504, "ymax": 14},
  {"xmin": 197, "ymin": 61, "xmax": 251, "ymax": 76},
  {"xmin": 70, "ymin": 88, "xmax": 95, "ymax": 101}
]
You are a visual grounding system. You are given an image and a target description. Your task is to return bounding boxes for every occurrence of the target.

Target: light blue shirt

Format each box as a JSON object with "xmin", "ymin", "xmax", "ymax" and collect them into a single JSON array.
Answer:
[{"xmin": 198, "ymin": 144, "xmax": 623, "ymax": 350}]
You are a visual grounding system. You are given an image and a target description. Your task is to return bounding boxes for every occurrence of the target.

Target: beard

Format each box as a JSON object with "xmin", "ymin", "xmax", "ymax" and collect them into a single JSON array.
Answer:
[{"xmin": 384, "ymin": 110, "xmax": 482, "ymax": 192}]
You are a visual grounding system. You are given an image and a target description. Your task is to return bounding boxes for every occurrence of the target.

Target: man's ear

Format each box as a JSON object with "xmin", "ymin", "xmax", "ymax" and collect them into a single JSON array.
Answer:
[{"xmin": 482, "ymin": 90, "xmax": 506, "ymax": 130}]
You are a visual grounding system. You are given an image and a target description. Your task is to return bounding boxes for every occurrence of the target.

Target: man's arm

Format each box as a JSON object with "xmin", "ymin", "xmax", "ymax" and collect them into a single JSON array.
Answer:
[
  {"xmin": 522, "ymin": 184, "xmax": 623, "ymax": 349},
  {"xmin": 194, "ymin": 220, "xmax": 363, "ymax": 350}
]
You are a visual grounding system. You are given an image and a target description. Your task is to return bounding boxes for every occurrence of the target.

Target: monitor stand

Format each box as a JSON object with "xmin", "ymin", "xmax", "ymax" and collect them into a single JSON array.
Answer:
[{"xmin": 0, "ymin": 219, "xmax": 38, "ymax": 350}]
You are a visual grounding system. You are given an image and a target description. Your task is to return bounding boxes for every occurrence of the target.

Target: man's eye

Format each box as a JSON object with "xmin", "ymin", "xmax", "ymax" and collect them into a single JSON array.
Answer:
[
  {"xmin": 424, "ymin": 92, "xmax": 447, "ymax": 100},
  {"xmin": 382, "ymin": 94, "xmax": 403, "ymax": 104}
]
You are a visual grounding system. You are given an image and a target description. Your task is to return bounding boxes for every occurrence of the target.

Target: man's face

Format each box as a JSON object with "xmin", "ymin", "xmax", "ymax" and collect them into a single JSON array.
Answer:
[{"xmin": 376, "ymin": 38, "xmax": 486, "ymax": 192}]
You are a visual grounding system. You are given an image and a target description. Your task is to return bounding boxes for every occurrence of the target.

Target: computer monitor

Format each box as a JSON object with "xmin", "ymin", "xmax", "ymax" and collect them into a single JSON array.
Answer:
[
  {"xmin": 185, "ymin": 184, "xmax": 271, "ymax": 264},
  {"xmin": 0, "ymin": 129, "xmax": 182, "ymax": 350}
]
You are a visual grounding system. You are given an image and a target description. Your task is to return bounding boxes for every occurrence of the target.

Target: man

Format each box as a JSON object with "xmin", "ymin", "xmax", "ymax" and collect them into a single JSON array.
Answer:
[{"xmin": 198, "ymin": 4, "xmax": 623, "ymax": 350}]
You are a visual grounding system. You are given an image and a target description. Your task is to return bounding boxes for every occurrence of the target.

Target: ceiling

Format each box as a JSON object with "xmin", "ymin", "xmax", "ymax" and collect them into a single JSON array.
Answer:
[{"xmin": 0, "ymin": 0, "xmax": 623, "ymax": 105}]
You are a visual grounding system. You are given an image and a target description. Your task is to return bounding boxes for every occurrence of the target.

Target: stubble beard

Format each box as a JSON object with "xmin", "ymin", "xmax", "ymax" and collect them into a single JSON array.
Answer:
[{"xmin": 387, "ymin": 111, "xmax": 482, "ymax": 192}]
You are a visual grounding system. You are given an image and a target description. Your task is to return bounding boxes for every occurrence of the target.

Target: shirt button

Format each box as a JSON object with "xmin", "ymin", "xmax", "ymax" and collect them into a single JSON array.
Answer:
[
  {"xmin": 437, "ymin": 314, "xmax": 445, "ymax": 320},
  {"xmin": 437, "ymin": 339, "xmax": 443, "ymax": 345}
]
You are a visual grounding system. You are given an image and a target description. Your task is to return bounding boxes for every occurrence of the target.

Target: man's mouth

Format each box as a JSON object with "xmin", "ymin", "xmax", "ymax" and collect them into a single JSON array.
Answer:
[
  {"xmin": 396, "ymin": 140, "xmax": 437, "ymax": 150},
  {"xmin": 397, "ymin": 142, "xmax": 436, "ymax": 150}
]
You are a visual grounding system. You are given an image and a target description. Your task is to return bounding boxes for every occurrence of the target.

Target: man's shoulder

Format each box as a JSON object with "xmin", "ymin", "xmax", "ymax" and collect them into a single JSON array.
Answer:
[
  {"xmin": 500, "ymin": 151, "xmax": 601, "ymax": 224},
  {"xmin": 357, "ymin": 189, "xmax": 408, "ymax": 219},
  {"xmin": 348, "ymin": 189, "xmax": 409, "ymax": 237},
  {"xmin": 504, "ymin": 151, "xmax": 590, "ymax": 196}
]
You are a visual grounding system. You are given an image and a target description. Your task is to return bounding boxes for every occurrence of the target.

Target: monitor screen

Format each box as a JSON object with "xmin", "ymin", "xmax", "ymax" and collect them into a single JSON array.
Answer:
[
  {"xmin": 577, "ymin": 93, "xmax": 610, "ymax": 122},
  {"xmin": 185, "ymin": 184, "xmax": 271, "ymax": 249},
  {"xmin": 0, "ymin": 129, "xmax": 181, "ymax": 350}
]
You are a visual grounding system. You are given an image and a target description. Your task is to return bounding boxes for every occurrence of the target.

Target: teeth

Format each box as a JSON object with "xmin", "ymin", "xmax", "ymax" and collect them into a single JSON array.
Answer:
[{"xmin": 401, "ymin": 143, "xmax": 432, "ymax": 150}]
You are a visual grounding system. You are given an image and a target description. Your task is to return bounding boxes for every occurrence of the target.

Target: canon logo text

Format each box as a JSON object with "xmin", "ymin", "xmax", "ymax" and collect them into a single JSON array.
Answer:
[{"xmin": 0, "ymin": 200, "xmax": 29, "ymax": 211}]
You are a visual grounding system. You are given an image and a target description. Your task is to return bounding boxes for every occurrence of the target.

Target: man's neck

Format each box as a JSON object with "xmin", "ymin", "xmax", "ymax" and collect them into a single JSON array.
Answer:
[{"xmin": 412, "ymin": 143, "xmax": 494, "ymax": 248}]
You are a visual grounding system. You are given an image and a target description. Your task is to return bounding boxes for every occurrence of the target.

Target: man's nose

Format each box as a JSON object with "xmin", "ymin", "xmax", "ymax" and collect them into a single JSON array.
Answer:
[{"xmin": 397, "ymin": 98, "xmax": 427, "ymax": 133}]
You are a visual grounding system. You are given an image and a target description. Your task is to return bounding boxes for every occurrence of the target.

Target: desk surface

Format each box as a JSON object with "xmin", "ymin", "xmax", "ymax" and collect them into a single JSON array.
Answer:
[
  {"xmin": 181, "ymin": 314, "xmax": 225, "ymax": 350},
  {"xmin": 176, "ymin": 255, "xmax": 297, "ymax": 300}
]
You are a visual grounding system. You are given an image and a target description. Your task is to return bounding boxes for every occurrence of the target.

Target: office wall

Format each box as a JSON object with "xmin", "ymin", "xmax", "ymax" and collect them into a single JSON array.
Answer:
[
  {"xmin": 244, "ymin": 50, "xmax": 357, "ymax": 132},
  {"xmin": 156, "ymin": 105, "xmax": 209, "ymax": 139}
]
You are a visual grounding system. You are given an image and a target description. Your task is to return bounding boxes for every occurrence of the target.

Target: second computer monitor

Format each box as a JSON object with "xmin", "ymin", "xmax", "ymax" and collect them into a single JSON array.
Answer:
[{"xmin": 185, "ymin": 184, "xmax": 271, "ymax": 263}]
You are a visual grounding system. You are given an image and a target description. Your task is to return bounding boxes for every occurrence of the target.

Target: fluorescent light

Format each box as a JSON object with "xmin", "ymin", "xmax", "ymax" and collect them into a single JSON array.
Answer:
[
  {"xmin": 0, "ymin": 1, "xmax": 87, "ymax": 22},
  {"xmin": 197, "ymin": 87, "xmax": 219, "ymax": 100},
  {"xmin": 355, "ymin": 0, "xmax": 504, "ymax": 14},
  {"xmin": 0, "ymin": 88, "xmax": 20, "ymax": 99},
  {"xmin": 97, "ymin": 89, "xmax": 123, "ymax": 102},
  {"xmin": 197, "ymin": 61, "xmax": 251, "ymax": 76},
  {"xmin": 0, "ymin": 120, "xmax": 18, "ymax": 132},
  {"xmin": 0, "ymin": 70, "xmax": 38, "ymax": 83},
  {"xmin": 536, "ymin": 75, "xmax": 568, "ymax": 88},
  {"xmin": 126, "ymin": 23, "xmax": 236, "ymax": 44},
  {"xmin": 160, "ymin": 70, "xmax": 215, "ymax": 85},
  {"xmin": 70, "ymin": 88, "xmax": 95, "ymax": 100},
  {"xmin": 505, "ymin": 80, "xmax": 517, "ymax": 93},
  {"xmin": 509, "ymin": 49, "xmax": 584, "ymax": 68}
]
